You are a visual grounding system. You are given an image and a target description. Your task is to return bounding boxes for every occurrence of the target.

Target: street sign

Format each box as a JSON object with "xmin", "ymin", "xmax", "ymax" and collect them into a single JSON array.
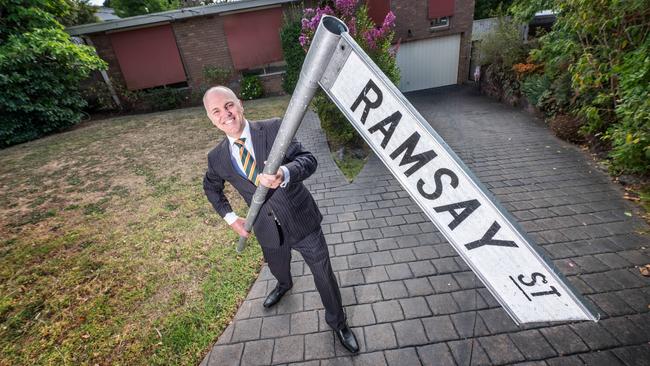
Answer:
[{"xmin": 317, "ymin": 25, "xmax": 598, "ymax": 324}]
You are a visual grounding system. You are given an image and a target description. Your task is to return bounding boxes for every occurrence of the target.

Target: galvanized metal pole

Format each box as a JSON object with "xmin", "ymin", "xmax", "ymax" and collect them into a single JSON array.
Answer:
[{"xmin": 236, "ymin": 16, "xmax": 349, "ymax": 252}]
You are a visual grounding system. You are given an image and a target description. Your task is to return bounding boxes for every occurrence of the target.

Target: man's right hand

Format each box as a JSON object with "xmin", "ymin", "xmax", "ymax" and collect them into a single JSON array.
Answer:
[{"xmin": 230, "ymin": 217, "xmax": 250, "ymax": 238}]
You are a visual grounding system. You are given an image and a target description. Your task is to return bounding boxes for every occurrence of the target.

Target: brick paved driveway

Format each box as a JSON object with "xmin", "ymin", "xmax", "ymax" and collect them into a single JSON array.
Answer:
[{"xmin": 202, "ymin": 86, "xmax": 649, "ymax": 366}]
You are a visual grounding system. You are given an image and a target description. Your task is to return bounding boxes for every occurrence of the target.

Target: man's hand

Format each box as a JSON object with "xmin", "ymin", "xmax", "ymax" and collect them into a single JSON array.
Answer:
[
  {"xmin": 230, "ymin": 217, "xmax": 249, "ymax": 238},
  {"xmin": 259, "ymin": 169, "xmax": 284, "ymax": 189}
]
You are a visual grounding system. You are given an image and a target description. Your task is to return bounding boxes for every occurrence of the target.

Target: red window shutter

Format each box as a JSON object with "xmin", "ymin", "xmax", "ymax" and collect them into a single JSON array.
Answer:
[
  {"xmin": 366, "ymin": 0, "xmax": 390, "ymax": 26},
  {"xmin": 109, "ymin": 24, "xmax": 186, "ymax": 90},
  {"xmin": 428, "ymin": 0, "xmax": 454, "ymax": 18},
  {"xmin": 222, "ymin": 8, "xmax": 284, "ymax": 70}
]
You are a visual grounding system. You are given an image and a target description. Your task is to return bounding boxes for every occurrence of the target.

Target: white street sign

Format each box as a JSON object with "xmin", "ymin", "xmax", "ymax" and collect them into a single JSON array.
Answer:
[{"xmin": 319, "ymin": 33, "xmax": 598, "ymax": 324}]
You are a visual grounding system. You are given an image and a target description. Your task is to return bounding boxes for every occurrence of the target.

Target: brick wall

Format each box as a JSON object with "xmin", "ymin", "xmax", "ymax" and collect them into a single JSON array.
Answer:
[
  {"xmin": 392, "ymin": 0, "xmax": 475, "ymax": 83},
  {"xmin": 88, "ymin": 32, "xmax": 127, "ymax": 91},
  {"xmin": 173, "ymin": 15, "xmax": 235, "ymax": 90}
]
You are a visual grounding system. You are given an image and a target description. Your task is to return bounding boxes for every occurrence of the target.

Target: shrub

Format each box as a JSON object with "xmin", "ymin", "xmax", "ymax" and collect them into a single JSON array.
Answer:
[
  {"xmin": 0, "ymin": 4, "xmax": 105, "ymax": 148},
  {"xmin": 511, "ymin": 0, "xmax": 650, "ymax": 174},
  {"xmin": 478, "ymin": 17, "xmax": 527, "ymax": 67},
  {"xmin": 239, "ymin": 75, "xmax": 263, "ymax": 100},
  {"xmin": 549, "ymin": 114, "xmax": 583, "ymax": 143},
  {"xmin": 280, "ymin": 8, "xmax": 305, "ymax": 94},
  {"xmin": 203, "ymin": 65, "xmax": 232, "ymax": 86},
  {"xmin": 300, "ymin": 0, "xmax": 399, "ymax": 149}
]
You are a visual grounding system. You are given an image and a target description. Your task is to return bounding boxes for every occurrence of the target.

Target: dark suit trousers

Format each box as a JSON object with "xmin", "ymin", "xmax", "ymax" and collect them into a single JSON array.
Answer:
[{"xmin": 261, "ymin": 227, "xmax": 346, "ymax": 331}]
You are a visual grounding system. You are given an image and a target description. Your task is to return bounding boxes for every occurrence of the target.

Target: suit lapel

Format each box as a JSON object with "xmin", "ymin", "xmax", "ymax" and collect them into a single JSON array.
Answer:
[{"xmin": 250, "ymin": 122, "xmax": 267, "ymax": 173}]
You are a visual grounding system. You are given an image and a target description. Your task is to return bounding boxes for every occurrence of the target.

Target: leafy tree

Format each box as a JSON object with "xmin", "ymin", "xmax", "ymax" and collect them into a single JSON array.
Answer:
[
  {"xmin": 110, "ymin": 0, "xmax": 180, "ymax": 18},
  {"xmin": 279, "ymin": 7, "xmax": 305, "ymax": 93},
  {"xmin": 0, "ymin": 1, "xmax": 106, "ymax": 148},
  {"xmin": 61, "ymin": 0, "xmax": 99, "ymax": 26},
  {"xmin": 474, "ymin": 0, "xmax": 514, "ymax": 20}
]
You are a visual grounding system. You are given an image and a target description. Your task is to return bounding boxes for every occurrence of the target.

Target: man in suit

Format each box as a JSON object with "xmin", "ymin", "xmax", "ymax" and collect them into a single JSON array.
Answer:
[{"xmin": 202, "ymin": 86, "xmax": 359, "ymax": 353}]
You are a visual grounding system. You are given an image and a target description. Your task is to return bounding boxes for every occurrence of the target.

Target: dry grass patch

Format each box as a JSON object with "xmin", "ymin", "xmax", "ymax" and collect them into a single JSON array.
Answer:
[{"xmin": 0, "ymin": 96, "xmax": 290, "ymax": 365}]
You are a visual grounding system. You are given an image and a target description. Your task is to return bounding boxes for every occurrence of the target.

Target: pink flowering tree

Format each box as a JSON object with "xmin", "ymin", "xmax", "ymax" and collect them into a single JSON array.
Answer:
[{"xmin": 300, "ymin": 0, "xmax": 400, "ymax": 149}]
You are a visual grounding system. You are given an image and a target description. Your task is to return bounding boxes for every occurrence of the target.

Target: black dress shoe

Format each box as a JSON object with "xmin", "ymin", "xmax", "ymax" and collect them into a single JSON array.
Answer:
[
  {"xmin": 335, "ymin": 325, "xmax": 359, "ymax": 353},
  {"xmin": 263, "ymin": 285, "xmax": 291, "ymax": 308}
]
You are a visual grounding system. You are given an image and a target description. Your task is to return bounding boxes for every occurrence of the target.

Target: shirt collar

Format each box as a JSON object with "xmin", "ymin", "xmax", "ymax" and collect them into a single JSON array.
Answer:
[{"xmin": 226, "ymin": 119, "xmax": 251, "ymax": 147}]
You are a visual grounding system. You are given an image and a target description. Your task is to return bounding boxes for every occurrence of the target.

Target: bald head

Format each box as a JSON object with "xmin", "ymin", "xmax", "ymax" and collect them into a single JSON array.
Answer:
[{"xmin": 203, "ymin": 86, "xmax": 238, "ymax": 107}]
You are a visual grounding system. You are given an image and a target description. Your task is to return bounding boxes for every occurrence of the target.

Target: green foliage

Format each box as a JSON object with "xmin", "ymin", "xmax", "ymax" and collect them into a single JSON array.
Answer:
[
  {"xmin": 239, "ymin": 75, "xmax": 263, "ymax": 100},
  {"xmin": 475, "ymin": 0, "xmax": 514, "ymax": 20},
  {"xmin": 110, "ymin": 0, "xmax": 180, "ymax": 18},
  {"xmin": 59, "ymin": 0, "xmax": 99, "ymax": 26},
  {"xmin": 511, "ymin": 0, "xmax": 650, "ymax": 174},
  {"xmin": 280, "ymin": 9, "xmax": 305, "ymax": 94},
  {"xmin": 202, "ymin": 65, "xmax": 232, "ymax": 86},
  {"xmin": 301, "ymin": 1, "xmax": 399, "ymax": 149},
  {"xmin": 479, "ymin": 17, "xmax": 527, "ymax": 67},
  {"xmin": 0, "ymin": 2, "xmax": 105, "ymax": 148}
]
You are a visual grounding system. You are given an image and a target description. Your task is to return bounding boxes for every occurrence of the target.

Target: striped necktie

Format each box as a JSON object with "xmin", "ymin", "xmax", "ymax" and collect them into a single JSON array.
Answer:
[{"xmin": 233, "ymin": 138, "xmax": 259, "ymax": 186}]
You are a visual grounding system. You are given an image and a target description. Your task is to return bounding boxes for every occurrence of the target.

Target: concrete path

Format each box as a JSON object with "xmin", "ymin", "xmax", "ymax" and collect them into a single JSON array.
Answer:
[{"xmin": 201, "ymin": 86, "xmax": 649, "ymax": 366}]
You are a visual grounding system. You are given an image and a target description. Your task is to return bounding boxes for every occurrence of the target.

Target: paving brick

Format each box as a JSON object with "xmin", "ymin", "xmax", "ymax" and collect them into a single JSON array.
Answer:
[
  {"xmin": 355, "ymin": 240, "xmax": 378, "ymax": 253},
  {"xmin": 207, "ymin": 343, "xmax": 244, "ymax": 366},
  {"xmin": 338, "ymin": 269, "xmax": 365, "ymax": 287},
  {"xmin": 426, "ymin": 293, "xmax": 460, "ymax": 315},
  {"xmin": 588, "ymin": 292, "xmax": 636, "ymax": 317},
  {"xmin": 447, "ymin": 339, "xmax": 492, "ymax": 366},
  {"xmin": 540, "ymin": 326, "xmax": 590, "ymax": 355},
  {"xmin": 599, "ymin": 317, "xmax": 648, "ymax": 344},
  {"xmin": 348, "ymin": 253, "xmax": 372, "ymax": 269},
  {"xmin": 409, "ymin": 260, "xmax": 437, "ymax": 276},
  {"xmin": 612, "ymin": 345, "xmax": 650, "ymax": 366},
  {"xmin": 362, "ymin": 266, "xmax": 389, "ymax": 283},
  {"xmin": 479, "ymin": 334, "xmax": 526, "ymax": 364},
  {"xmin": 346, "ymin": 304, "xmax": 376, "ymax": 326},
  {"xmin": 385, "ymin": 348, "xmax": 421, "ymax": 366},
  {"xmin": 578, "ymin": 350, "xmax": 625, "ymax": 366},
  {"xmin": 291, "ymin": 311, "xmax": 319, "ymax": 335},
  {"xmin": 570, "ymin": 322, "xmax": 619, "ymax": 350},
  {"xmin": 404, "ymin": 277, "xmax": 435, "ymax": 296},
  {"xmin": 412, "ymin": 246, "xmax": 439, "ymax": 260},
  {"xmin": 379, "ymin": 281, "xmax": 409, "ymax": 300},
  {"xmin": 453, "ymin": 290, "xmax": 489, "ymax": 312},
  {"xmin": 372, "ymin": 300, "xmax": 405, "ymax": 323},
  {"xmin": 241, "ymin": 339, "xmax": 273, "ymax": 366},
  {"xmin": 303, "ymin": 291, "xmax": 324, "ymax": 311},
  {"xmin": 417, "ymin": 343, "xmax": 457, "ymax": 366},
  {"xmin": 450, "ymin": 311, "xmax": 491, "ymax": 338},
  {"xmin": 304, "ymin": 331, "xmax": 335, "ymax": 360},
  {"xmin": 261, "ymin": 314, "xmax": 291, "ymax": 338},
  {"xmin": 354, "ymin": 284, "xmax": 383, "ymax": 303},
  {"xmin": 479, "ymin": 308, "xmax": 519, "ymax": 334},
  {"xmin": 421, "ymin": 315, "xmax": 458, "ymax": 342},
  {"xmin": 364, "ymin": 323, "xmax": 397, "ymax": 351},
  {"xmin": 272, "ymin": 335, "xmax": 305, "ymax": 364},
  {"xmin": 341, "ymin": 286, "xmax": 356, "ymax": 306},
  {"xmin": 330, "ymin": 256, "xmax": 349, "ymax": 271},
  {"xmin": 231, "ymin": 318, "xmax": 262, "ymax": 342},
  {"xmin": 546, "ymin": 355, "xmax": 584, "ymax": 366},
  {"xmin": 369, "ymin": 251, "xmax": 394, "ymax": 266},
  {"xmin": 385, "ymin": 263, "xmax": 413, "ymax": 280},
  {"xmin": 276, "ymin": 294, "xmax": 304, "ymax": 314},
  {"xmin": 353, "ymin": 351, "xmax": 387, "ymax": 366},
  {"xmin": 509, "ymin": 330, "xmax": 557, "ymax": 360},
  {"xmin": 391, "ymin": 248, "xmax": 416, "ymax": 262},
  {"xmin": 393, "ymin": 319, "xmax": 428, "ymax": 347},
  {"xmin": 429, "ymin": 274, "xmax": 461, "ymax": 293},
  {"xmin": 376, "ymin": 238, "xmax": 400, "ymax": 250}
]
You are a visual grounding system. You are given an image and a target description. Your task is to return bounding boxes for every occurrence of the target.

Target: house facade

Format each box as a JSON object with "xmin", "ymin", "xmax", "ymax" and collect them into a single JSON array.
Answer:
[{"xmin": 67, "ymin": 0, "xmax": 473, "ymax": 98}]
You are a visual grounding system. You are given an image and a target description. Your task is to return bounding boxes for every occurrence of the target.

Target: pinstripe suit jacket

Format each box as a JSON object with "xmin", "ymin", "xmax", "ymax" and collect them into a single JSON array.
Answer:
[{"xmin": 203, "ymin": 118, "xmax": 323, "ymax": 249}]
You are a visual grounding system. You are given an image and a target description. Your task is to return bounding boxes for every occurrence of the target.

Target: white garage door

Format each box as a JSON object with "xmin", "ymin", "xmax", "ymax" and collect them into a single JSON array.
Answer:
[{"xmin": 396, "ymin": 34, "xmax": 461, "ymax": 92}]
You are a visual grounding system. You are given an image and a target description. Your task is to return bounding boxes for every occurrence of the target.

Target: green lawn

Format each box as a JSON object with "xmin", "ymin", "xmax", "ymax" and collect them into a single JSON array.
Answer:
[{"xmin": 0, "ymin": 96, "xmax": 290, "ymax": 365}]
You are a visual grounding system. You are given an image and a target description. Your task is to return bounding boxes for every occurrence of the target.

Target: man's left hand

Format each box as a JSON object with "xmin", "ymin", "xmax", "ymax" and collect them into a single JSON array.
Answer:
[{"xmin": 259, "ymin": 169, "xmax": 284, "ymax": 189}]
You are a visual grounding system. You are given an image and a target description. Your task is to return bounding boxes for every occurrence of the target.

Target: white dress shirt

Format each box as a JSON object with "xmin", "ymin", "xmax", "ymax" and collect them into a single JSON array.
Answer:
[{"xmin": 224, "ymin": 120, "xmax": 290, "ymax": 225}]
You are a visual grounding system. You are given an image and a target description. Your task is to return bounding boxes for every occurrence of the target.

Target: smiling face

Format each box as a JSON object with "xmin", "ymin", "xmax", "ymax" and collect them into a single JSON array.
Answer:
[{"xmin": 204, "ymin": 87, "xmax": 245, "ymax": 138}]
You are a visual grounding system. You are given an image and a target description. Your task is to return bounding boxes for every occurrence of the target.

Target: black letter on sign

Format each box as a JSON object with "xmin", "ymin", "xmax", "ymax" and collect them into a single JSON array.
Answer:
[
  {"xmin": 417, "ymin": 168, "xmax": 458, "ymax": 200},
  {"xmin": 464, "ymin": 221, "xmax": 518, "ymax": 250},
  {"xmin": 368, "ymin": 111, "xmax": 402, "ymax": 148},
  {"xmin": 389, "ymin": 132, "xmax": 437, "ymax": 177},
  {"xmin": 434, "ymin": 199, "xmax": 481, "ymax": 230},
  {"xmin": 350, "ymin": 79, "xmax": 382, "ymax": 125}
]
